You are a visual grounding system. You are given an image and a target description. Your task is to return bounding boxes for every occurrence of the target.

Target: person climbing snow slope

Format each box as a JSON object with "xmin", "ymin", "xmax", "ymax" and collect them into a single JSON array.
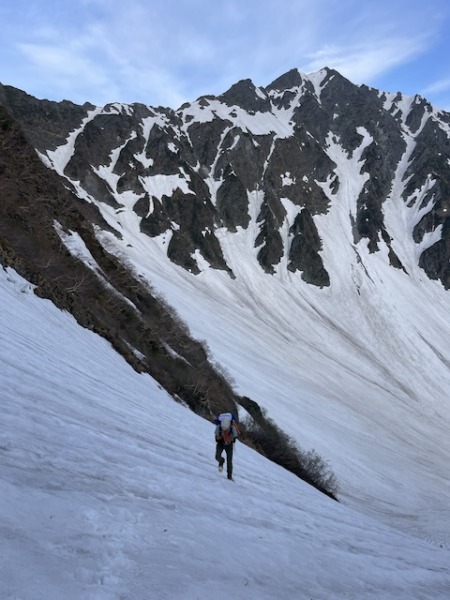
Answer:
[{"xmin": 214, "ymin": 412, "xmax": 239, "ymax": 480}]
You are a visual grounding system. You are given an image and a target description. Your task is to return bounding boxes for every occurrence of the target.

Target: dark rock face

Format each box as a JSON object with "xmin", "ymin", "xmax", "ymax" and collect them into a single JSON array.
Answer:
[
  {"xmin": 216, "ymin": 166, "xmax": 250, "ymax": 231},
  {"xmin": 288, "ymin": 209, "xmax": 330, "ymax": 286},
  {"xmin": 1, "ymin": 68, "xmax": 450, "ymax": 288},
  {"xmin": 219, "ymin": 79, "xmax": 272, "ymax": 113},
  {"xmin": 0, "ymin": 83, "xmax": 91, "ymax": 151},
  {"xmin": 405, "ymin": 111, "xmax": 450, "ymax": 287}
]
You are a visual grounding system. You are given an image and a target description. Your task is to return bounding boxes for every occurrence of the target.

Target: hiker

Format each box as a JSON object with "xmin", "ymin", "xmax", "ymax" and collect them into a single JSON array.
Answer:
[{"xmin": 214, "ymin": 413, "xmax": 239, "ymax": 480}]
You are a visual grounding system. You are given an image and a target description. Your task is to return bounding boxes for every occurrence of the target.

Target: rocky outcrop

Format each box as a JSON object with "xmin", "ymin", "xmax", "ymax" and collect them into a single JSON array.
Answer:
[
  {"xmin": 0, "ymin": 83, "xmax": 91, "ymax": 151},
  {"xmin": 288, "ymin": 209, "xmax": 330, "ymax": 286}
]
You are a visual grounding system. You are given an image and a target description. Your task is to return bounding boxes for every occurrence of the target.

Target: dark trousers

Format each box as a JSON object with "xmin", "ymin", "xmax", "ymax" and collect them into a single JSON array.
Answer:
[{"xmin": 216, "ymin": 441, "xmax": 233, "ymax": 477}]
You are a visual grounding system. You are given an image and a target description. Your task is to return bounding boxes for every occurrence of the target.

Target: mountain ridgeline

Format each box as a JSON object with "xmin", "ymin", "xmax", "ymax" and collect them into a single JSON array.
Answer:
[
  {"xmin": 1, "ymin": 67, "xmax": 450, "ymax": 498},
  {"xmin": 2, "ymin": 68, "xmax": 450, "ymax": 289}
]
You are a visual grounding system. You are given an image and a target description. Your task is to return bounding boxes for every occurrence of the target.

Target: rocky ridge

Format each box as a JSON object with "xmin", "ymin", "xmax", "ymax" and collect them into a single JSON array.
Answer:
[{"xmin": 2, "ymin": 67, "xmax": 450, "ymax": 288}]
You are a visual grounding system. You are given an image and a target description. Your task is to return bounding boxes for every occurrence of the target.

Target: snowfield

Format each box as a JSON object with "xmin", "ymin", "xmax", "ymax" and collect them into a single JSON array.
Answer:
[
  {"xmin": 1, "ymin": 267, "xmax": 449, "ymax": 599},
  {"xmin": 4, "ymin": 75, "xmax": 450, "ymax": 597}
]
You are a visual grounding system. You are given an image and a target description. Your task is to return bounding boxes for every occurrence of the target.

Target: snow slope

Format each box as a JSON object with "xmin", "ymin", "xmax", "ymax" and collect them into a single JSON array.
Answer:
[
  {"xmin": 1, "ymin": 267, "xmax": 449, "ymax": 599},
  {"xmin": 83, "ymin": 161, "xmax": 450, "ymax": 551}
]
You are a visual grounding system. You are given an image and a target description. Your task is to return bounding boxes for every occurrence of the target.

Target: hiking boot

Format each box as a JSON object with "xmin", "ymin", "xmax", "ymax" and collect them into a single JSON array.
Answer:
[
  {"xmin": 227, "ymin": 474, "xmax": 233, "ymax": 480},
  {"xmin": 218, "ymin": 464, "xmax": 223, "ymax": 472}
]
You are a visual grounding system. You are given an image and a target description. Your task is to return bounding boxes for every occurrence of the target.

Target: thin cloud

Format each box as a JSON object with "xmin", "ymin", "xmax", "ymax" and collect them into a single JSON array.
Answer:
[
  {"xmin": 17, "ymin": 41, "xmax": 118, "ymax": 103},
  {"xmin": 423, "ymin": 78, "xmax": 450, "ymax": 94},
  {"xmin": 302, "ymin": 34, "xmax": 432, "ymax": 85},
  {"xmin": 1, "ymin": 0, "xmax": 450, "ymax": 109}
]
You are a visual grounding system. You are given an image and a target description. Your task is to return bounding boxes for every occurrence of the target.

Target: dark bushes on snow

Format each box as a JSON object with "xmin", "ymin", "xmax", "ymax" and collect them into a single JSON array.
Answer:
[{"xmin": 239, "ymin": 408, "xmax": 339, "ymax": 500}]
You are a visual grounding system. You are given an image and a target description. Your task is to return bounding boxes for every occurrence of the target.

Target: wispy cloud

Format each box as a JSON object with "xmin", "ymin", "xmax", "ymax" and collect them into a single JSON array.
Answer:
[
  {"xmin": 423, "ymin": 78, "xmax": 450, "ymax": 95},
  {"xmin": 302, "ymin": 34, "xmax": 432, "ymax": 84},
  {"xmin": 1, "ymin": 0, "xmax": 449, "ymax": 108},
  {"xmin": 17, "ymin": 41, "xmax": 118, "ymax": 103}
]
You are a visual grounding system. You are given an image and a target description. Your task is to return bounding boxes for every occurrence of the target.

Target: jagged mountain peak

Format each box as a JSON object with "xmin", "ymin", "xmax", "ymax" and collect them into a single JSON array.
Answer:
[
  {"xmin": 265, "ymin": 67, "xmax": 351, "ymax": 103},
  {"xmin": 218, "ymin": 78, "xmax": 271, "ymax": 114},
  {"xmin": 1, "ymin": 67, "xmax": 450, "ymax": 290},
  {"xmin": 266, "ymin": 67, "xmax": 304, "ymax": 92}
]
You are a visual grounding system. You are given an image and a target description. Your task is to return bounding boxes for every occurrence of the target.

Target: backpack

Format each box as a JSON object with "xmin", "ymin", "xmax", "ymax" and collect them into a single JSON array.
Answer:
[
  {"xmin": 215, "ymin": 412, "xmax": 236, "ymax": 426},
  {"xmin": 216, "ymin": 412, "xmax": 239, "ymax": 444}
]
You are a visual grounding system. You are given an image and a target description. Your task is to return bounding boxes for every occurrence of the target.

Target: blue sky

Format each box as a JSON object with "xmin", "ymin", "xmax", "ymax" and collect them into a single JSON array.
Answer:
[{"xmin": 1, "ymin": 0, "xmax": 449, "ymax": 110}]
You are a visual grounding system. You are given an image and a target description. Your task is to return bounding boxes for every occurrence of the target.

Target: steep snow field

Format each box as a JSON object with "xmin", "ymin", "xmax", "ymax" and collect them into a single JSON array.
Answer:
[
  {"xmin": 41, "ymin": 92, "xmax": 450, "ymax": 550},
  {"xmin": 1, "ymin": 267, "xmax": 449, "ymax": 599},
  {"xmin": 89, "ymin": 179, "xmax": 450, "ymax": 551},
  {"xmin": 41, "ymin": 96, "xmax": 449, "ymax": 553}
]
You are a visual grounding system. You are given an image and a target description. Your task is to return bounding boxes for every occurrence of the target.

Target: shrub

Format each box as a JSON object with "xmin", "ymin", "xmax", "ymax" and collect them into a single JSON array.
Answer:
[{"xmin": 240, "ymin": 410, "xmax": 339, "ymax": 500}]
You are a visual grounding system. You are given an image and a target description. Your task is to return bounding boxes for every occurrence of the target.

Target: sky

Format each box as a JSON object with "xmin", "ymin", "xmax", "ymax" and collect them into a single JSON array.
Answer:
[{"xmin": 1, "ymin": 0, "xmax": 450, "ymax": 110}]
